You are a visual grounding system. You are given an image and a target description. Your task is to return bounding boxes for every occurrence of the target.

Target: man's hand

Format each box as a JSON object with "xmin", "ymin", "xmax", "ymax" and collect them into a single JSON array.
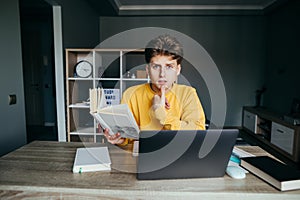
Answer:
[
  {"xmin": 152, "ymin": 85, "xmax": 170, "ymax": 110},
  {"xmin": 103, "ymin": 128, "xmax": 125, "ymax": 144}
]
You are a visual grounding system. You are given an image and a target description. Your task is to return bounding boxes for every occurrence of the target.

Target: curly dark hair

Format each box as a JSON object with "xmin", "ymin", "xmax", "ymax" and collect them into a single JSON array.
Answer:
[{"xmin": 145, "ymin": 34, "xmax": 183, "ymax": 64}]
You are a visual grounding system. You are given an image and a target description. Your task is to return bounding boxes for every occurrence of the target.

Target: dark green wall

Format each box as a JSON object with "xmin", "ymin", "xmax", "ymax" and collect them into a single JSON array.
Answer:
[
  {"xmin": 99, "ymin": 16, "xmax": 267, "ymax": 126},
  {"xmin": 0, "ymin": 0, "xmax": 27, "ymax": 156},
  {"xmin": 0, "ymin": 0, "xmax": 101, "ymax": 155},
  {"xmin": 264, "ymin": 0, "xmax": 300, "ymax": 114},
  {"xmin": 55, "ymin": 0, "xmax": 100, "ymax": 48}
]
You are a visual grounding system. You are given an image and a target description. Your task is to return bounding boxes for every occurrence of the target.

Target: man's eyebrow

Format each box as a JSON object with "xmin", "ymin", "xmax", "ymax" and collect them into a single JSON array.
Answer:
[
  {"xmin": 151, "ymin": 61, "xmax": 176, "ymax": 65},
  {"xmin": 150, "ymin": 62, "xmax": 161, "ymax": 65}
]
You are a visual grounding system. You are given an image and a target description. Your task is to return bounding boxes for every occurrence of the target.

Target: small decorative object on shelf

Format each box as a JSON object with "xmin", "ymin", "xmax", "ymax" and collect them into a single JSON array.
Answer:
[
  {"xmin": 136, "ymin": 70, "xmax": 147, "ymax": 78},
  {"xmin": 104, "ymin": 89, "xmax": 120, "ymax": 105},
  {"xmin": 74, "ymin": 60, "xmax": 93, "ymax": 78},
  {"xmin": 126, "ymin": 71, "xmax": 131, "ymax": 78},
  {"xmin": 131, "ymin": 73, "xmax": 136, "ymax": 79},
  {"xmin": 255, "ymin": 86, "xmax": 266, "ymax": 107}
]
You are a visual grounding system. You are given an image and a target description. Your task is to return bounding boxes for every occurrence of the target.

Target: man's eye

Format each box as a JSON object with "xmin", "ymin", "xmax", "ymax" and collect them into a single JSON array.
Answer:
[
  {"xmin": 166, "ymin": 65, "xmax": 175, "ymax": 70},
  {"xmin": 152, "ymin": 65, "xmax": 160, "ymax": 69}
]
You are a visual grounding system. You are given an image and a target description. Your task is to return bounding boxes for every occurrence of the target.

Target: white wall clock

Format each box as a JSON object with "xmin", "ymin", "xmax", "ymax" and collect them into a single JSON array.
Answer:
[{"xmin": 74, "ymin": 60, "xmax": 93, "ymax": 78}]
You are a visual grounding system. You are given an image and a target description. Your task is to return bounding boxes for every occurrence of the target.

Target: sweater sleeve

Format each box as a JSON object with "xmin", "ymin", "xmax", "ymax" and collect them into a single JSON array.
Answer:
[{"xmin": 153, "ymin": 89, "xmax": 206, "ymax": 130}]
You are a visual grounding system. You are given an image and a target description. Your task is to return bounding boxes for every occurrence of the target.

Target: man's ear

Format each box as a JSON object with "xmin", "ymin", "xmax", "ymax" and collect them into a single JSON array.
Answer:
[{"xmin": 176, "ymin": 64, "xmax": 181, "ymax": 76}]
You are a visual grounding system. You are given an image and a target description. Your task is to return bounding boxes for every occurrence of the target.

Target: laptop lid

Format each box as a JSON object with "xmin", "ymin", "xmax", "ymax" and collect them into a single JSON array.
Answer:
[{"xmin": 137, "ymin": 129, "xmax": 238, "ymax": 180}]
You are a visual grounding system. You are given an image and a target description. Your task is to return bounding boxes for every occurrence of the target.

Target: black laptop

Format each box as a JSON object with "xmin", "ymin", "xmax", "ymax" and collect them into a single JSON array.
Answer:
[{"xmin": 137, "ymin": 129, "xmax": 238, "ymax": 180}]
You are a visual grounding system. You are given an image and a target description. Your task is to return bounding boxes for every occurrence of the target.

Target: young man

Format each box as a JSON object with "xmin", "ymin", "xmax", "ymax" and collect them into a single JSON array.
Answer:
[{"xmin": 104, "ymin": 34, "xmax": 206, "ymax": 145}]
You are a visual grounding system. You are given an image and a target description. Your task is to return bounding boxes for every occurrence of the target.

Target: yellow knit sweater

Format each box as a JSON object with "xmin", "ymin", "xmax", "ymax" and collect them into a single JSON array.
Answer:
[{"xmin": 120, "ymin": 83, "xmax": 206, "ymax": 145}]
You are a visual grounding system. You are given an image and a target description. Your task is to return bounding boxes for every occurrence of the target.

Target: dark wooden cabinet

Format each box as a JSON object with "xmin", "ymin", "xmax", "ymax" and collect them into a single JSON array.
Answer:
[{"xmin": 242, "ymin": 106, "xmax": 300, "ymax": 165}]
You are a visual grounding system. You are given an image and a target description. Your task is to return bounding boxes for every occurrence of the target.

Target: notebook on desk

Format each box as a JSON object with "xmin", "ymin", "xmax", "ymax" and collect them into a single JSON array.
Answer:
[{"xmin": 137, "ymin": 129, "xmax": 238, "ymax": 180}]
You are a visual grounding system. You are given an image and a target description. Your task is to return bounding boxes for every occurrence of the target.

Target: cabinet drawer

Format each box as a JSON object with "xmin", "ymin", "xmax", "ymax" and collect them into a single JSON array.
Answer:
[
  {"xmin": 243, "ymin": 111, "xmax": 257, "ymax": 133},
  {"xmin": 271, "ymin": 122, "xmax": 294, "ymax": 155}
]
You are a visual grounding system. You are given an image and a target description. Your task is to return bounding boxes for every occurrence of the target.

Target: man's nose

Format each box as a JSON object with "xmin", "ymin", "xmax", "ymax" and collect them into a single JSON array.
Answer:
[{"xmin": 159, "ymin": 66, "xmax": 166, "ymax": 77}]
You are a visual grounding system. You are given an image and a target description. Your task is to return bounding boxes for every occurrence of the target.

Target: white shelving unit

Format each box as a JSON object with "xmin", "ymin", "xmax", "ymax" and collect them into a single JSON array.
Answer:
[{"xmin": 66, "ymin": 48, "xmax": 149, "ymax": 142}]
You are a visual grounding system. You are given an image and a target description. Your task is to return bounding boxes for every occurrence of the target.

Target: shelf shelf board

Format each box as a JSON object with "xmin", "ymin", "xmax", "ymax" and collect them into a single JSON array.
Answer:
[
  {"xmin": 68, "ymin": 77, "xmax": 93, "ymax": 81},
  {"xmin": 122, "ymin": 78, "xmax": 148, "ymax": 81},
  {"xmin": 96, "ymin": 78, "xmax": 120, "ymax": 81},
  {"xmin": 94, "ymin": 78, "xmax": 149, "ymax": 81},
  {"xmin": 70, "ymin": 127, "xmax": 96, "ymax": 135},
  {"xmin": 70, "ymin": 132, "xmax": 104, "ymax": 136},
  {"xmin": 69, "ymin": 103, "xmax": 89, "ymax": 108}
]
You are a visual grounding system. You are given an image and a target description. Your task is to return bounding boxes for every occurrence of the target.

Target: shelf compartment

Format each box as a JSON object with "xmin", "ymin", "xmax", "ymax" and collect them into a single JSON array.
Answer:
[
  {"xmin": 256, "ymin": 117, "xmax": 272, "ymax": 141},
  {"xmin": 68, "ymin": 109, "xmax": 94, "ymax": 134},
  {"xmin": 122, "ymin": 51, "xmax": 145, "ymax": 72},
  {"xmin": 97, "ymin": 80, "xmax": 120, "ymax": 90},
  {"xmin": 95, "ymin": 51, "xmax": 120, "ymax": 78},
  {"xmin": 66, "ymin": 50, "xmax": 93, "ymax": 78},
  {"xmin": 68, "ymin": 80, "xmax": 93, "ymax": 105}
]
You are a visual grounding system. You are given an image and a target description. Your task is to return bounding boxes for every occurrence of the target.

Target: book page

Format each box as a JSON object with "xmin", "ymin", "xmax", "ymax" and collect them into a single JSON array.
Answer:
[
  {"xmin": 100, "ymin": 104, "xmax": 138, "ymax": 130},
  {"xmin": 89, "ymin": 88, "xmax": 97, "ymax": 113},
  {"xmin": 98, "ymin": 112, "xmax": 139, "ymax": 139},
  {"xmin": 97, "ymin": 88, "xmax": 107, "ymax": 111},
  {"xmin": 89, "ymin": 89, "xmax": 139, "ymax": 139},
  {"xmin": 92, "ymin": 104, "xmax": 139, "ymax": 139},
  {"xmin": 99, "ymin": 104, "xmax": 128, "ymax": 115},
  {"xmin": 90, "ymin": 88, "xmax": 107, "ymax": 113},
  {"xmin": 92, "ymin": 112, "xmax": 112, "ymax": 133}
]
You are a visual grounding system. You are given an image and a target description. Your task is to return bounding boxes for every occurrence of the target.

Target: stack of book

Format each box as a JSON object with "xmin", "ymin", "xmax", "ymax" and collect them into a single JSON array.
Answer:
[{"xmin": 241, "ymin": 156, "xmax": 300, "ymax": 191}]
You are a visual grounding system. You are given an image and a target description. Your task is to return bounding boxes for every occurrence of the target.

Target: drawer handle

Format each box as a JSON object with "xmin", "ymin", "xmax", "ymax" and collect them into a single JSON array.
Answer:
[{"xmin": 276, "ymin": 129, "xmax": 284, "ymax": 133}]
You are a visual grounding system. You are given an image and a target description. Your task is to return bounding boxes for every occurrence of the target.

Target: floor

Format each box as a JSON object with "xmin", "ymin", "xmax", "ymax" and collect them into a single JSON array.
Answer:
[{"xmin": 26, "ymin": 125, "xmax": 58, "ymax": 143}]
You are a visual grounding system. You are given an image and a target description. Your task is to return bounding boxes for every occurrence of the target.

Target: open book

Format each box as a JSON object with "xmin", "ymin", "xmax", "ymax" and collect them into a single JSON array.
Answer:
[{"xmin": 89, "ymin": 88, "xmax": 139, "ymax": 139}]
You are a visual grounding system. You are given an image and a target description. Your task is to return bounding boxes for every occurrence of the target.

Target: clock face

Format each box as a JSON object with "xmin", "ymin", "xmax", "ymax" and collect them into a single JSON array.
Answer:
[{"xmin": 75, "ymin": 60, "xmax": 92, "ymax": 78}]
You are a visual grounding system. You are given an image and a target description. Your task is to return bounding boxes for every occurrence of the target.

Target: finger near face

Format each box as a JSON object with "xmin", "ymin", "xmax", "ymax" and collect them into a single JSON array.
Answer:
[
  {"xmin": 150, "ymin": 78, "xmax": 175, "ymax": 93},
  {"xmin": 160, "ymin": 85, "xmax": 166, "ymax": 94}
]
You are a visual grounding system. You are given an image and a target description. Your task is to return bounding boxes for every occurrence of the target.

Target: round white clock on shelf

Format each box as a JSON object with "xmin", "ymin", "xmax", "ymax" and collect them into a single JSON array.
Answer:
[{"xmin": 74, "ymin": 60, "xmax": 93, "ymax": 78}]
